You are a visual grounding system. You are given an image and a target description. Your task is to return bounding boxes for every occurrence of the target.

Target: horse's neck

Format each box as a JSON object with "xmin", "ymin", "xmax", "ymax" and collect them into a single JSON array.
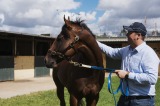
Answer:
[
  {"xmin": 77, "ymin": 44, "xmax": 97, "ymax": 65},
  {"xmin": 79, "ymin": 30, "xmax": 103, "ymax": 67},
  {"xmin": 77, "ymin": 44, "xmax": 104, "ymax": 80}
]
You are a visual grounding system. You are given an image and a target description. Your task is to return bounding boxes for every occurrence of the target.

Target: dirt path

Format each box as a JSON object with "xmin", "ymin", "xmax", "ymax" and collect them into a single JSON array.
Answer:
[
  {"xmin": 0, "ymin": 73, "xmax": 116, "ymax": 99},
  {"xmin": 0, "ymin": 77, "xmax": 56, "ymax": 99}
]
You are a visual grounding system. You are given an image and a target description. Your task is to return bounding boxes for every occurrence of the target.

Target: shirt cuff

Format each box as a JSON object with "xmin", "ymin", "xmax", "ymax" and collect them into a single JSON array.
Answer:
[{"xmin": 128, "ymin": 72, "xmax": 135, "ymax": 80}]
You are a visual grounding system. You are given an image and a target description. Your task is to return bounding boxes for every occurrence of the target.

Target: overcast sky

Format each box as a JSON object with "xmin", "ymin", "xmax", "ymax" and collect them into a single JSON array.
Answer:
[{"xmin": 0, "ymin": 0, "xmax": 160, "ymax": 37}]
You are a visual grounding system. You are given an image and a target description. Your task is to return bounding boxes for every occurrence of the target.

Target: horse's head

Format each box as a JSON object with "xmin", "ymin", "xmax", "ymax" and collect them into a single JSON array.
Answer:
[
  {"xmin": 45, "ymin": 15, "xmax": 102, "ymax": 68},
  {"xmin": 45, "ymin": 16, "xmax": 83, "ymax": 67}
]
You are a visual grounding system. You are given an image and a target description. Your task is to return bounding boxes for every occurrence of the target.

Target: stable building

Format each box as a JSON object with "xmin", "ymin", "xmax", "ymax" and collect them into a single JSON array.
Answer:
[
  {"xmin": 1, "ymin": 30, "xmax": 160, "ymax": 82},
  {"xmin": 0, "ymin": 30, "xmax": 54, "ymax": 81}
]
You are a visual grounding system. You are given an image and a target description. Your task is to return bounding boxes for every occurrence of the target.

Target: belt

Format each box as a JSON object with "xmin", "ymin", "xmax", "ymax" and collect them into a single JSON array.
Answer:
[{"xmin": 122, "ymin": 95, "xmax": 154, "ymax": 100}]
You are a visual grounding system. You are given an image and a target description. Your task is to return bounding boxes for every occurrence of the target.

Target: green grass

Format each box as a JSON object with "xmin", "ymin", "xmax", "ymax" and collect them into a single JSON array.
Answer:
[{"xmin": 0, "ymin": 77, "xmax": 160, "ymax": 106}]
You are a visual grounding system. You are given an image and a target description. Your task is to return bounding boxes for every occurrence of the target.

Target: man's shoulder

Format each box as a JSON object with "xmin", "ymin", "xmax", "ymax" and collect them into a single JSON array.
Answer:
[
  {"xmin": 143, "ymin": 44, "xmax": 159, "ymax": 59},
  {"xmin": 144, "ymin": 44, "xmax": 155, "ymax": 52}
]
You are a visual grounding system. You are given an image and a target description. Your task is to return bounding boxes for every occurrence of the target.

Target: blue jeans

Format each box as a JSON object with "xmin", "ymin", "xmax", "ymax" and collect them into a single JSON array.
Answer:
[{"xmin": 117, "ymin": 95, "xmax": 155, "ymax": 106}]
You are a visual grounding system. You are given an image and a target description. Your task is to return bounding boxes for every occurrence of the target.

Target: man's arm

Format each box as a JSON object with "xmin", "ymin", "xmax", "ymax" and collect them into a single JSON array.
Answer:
[{"xmin": 97, "ymin": 41, "xmax": 122, "ymax": 59}]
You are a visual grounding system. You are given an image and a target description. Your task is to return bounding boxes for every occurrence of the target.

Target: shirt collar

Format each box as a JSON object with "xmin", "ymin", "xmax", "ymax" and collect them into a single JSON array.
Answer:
[
  {"xmin": 129, "ymin": 42, "xmax": 146, "ymax": 52},
  {"xmin": 135, "ymin": 42, "xmax": 146, "ymax": 52}
]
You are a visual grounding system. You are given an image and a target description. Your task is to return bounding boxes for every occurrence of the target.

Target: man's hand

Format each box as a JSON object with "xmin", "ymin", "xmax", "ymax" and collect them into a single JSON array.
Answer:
[{"xmin": 115, "ymin": 70, "xmax": 129, "ymax": 79}]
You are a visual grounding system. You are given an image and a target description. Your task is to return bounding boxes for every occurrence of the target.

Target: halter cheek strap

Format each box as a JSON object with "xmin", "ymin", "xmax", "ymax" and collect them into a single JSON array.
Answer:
[
  {"xmin": 47, "ymin": 35, "xmax": 80, "ymax": 61},
  {"xmin": 63, "ymin": 35, "xmax": 79, "ymax": 54}
]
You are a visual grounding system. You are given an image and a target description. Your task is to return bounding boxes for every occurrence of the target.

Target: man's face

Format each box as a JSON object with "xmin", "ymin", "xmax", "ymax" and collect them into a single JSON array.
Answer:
[{"xmin": 126, "ymin": 31, "xmax": 139, "ymax": 47}]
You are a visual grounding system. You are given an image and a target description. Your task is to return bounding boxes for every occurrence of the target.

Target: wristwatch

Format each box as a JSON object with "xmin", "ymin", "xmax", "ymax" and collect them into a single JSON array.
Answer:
[{"xmin": 125, "ymin": 72, "xmax": 129, "ymax": 79}]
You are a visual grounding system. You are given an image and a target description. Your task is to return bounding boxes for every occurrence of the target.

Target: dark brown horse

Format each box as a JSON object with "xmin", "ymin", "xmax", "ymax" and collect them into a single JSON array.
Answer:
[{"xmin": 44, "ymin": 16, "xmax": 105, "ymax": 106}]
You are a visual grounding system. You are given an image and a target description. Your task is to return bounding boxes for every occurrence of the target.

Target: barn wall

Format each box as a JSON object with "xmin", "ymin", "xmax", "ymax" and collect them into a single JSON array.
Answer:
[
  {"xmin": 14, "ymin": 56, "xmax": 34, "ymax": 80},
  {"xmin": 14, "ymin": 56, "xmax": 34, "ymax": 69},
  {"xmin": 0, "ymin": 56, "xmax": 14, "ymax": 81},
  {"xmin": 0, "ymin": 38, "xmax": 14, "ymax": 81},
  {"xmin": 105, "ymin": 43, "xmax": 122, "ymax": 69},
  {"xmin": 14, "ymin": 69, "xmax": 34, "ymax": 80},
  {"xmin": 102, "ymin": 53, "xmax": 106, "ymax": 68}
]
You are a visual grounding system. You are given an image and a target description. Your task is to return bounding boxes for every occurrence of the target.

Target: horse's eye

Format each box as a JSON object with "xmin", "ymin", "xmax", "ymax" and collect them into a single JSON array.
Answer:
[
  {"xmin": 64, "ymin": 34, "xmax": 70, "ymax": 39},
  {"xmin": 57, "ymin": 35, "xmax": 63, "ymax": 42},
  {"xmin": 57, "ymin": 37, "xmax": 61, "ymax": 42}
]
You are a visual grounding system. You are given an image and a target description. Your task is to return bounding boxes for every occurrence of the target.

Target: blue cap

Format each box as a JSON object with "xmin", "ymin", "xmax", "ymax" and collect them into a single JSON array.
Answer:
[{"xmin": 123, "ymin": 22, "xmax": 147, "ymax": 36}]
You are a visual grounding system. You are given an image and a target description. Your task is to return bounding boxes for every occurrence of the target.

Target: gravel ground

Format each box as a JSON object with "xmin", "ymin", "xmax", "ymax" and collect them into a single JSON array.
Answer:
[
  {"xmin": 0, "ymin": 77, "xmax": 56, "ymax": 99},
  {"xmin": 0, "ymin": 73, "xmax": 115, "ymax": 99}
]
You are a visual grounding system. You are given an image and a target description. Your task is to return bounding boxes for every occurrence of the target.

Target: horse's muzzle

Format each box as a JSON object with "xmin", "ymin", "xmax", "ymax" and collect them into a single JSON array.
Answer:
[
  {"xmin": 44, "ymin": 58, "xmax": 52, "ymax": 68},
  {"xmin": 44, "ymin": 58, "xmax": 58, "ymax": 68}
]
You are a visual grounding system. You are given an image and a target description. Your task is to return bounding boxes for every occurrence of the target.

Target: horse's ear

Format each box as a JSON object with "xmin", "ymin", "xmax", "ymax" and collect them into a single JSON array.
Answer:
[{"xmin": 64, "ymin": 15, "xmax": 72, "ymax": 29}]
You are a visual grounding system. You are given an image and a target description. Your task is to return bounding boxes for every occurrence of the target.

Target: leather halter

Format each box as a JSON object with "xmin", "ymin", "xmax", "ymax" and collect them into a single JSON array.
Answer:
[{"xmin": 47, "ymin": 30, "xmax": 81, "ymax": 61}]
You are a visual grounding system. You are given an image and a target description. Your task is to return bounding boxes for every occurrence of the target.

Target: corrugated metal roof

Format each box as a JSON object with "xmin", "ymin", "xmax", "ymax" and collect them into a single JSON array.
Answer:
[
  {"xmin": 96, "ymin": 36, "xmax": 160, "ymax": 42},
  {"xmin": 0, "ymin": 30, "xmax": 55, "ymax": 39},
  {"xmin": 1, "ymin": 30, "xmax": 160, "ymax": 42},
  {"xmin": 96, "ymin": 37, "xmax": 127, "ymax": 42}
]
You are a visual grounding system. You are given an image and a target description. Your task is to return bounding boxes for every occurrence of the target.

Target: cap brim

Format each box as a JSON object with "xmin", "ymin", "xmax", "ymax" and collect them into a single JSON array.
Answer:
[
  {"xmin": 123, "ymin": 26, "xmax": 129, "ymax": 29},
  {"xmin": 123, "ymin": 26, "xmax": 133, "ymax": 32}
]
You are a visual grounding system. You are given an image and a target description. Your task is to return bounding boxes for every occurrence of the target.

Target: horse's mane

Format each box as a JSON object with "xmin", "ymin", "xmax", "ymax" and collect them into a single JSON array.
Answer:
[{"xmin": 62, "ymin": 18, "xmax": 96, "ymax": 38}]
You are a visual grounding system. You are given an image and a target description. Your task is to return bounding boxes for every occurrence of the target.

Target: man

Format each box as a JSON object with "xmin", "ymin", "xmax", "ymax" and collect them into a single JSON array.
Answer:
[{"xmin": 97, "ymin": 22, "xmax": 159, "ymax": 106}]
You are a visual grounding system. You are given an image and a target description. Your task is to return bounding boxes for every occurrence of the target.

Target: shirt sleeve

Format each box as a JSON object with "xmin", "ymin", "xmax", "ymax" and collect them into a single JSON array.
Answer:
[
  {"xmin": 97, "ymin": 41, "xmax": 122, "ymax": 59},
  {"xmin": 128, "ymin": 50, "xmax": 159, "ymax": 85}
]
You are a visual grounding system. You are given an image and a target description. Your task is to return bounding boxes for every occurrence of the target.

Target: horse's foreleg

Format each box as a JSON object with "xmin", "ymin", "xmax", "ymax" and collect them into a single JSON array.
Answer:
[
  {"xmin": 57, "ymin": 86, "xmax": 65, "ymax": 106},
  {"xmin": 86, "ymin": 94, "xmax": 99, "ymax": 106},
  {"xmin": 53, "ymin": 69, "xmax": 65, "ymax": 106}
]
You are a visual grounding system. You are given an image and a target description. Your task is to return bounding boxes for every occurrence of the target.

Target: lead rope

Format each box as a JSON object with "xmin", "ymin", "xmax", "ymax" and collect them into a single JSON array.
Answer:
[{"xmin": 69, "ymin": 60, "xmax": 129, "ymax": 106}]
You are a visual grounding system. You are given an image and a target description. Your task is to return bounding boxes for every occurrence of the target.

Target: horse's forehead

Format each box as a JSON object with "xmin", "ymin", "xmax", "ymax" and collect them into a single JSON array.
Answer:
[
  {"xmin": 64, "ymin": 22, "xmax": 81, "ymax": 30},
  {"xmin": 72, "ymin": 24, "xmax": 81, "ymax": 29}
]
